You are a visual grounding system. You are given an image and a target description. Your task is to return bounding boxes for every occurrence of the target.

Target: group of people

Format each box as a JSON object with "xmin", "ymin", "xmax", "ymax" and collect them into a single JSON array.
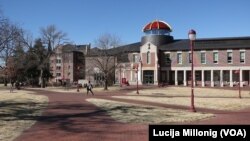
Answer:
[{"xmin": 10, "ymin": 81, "xmax": 22, "ymax": 92}]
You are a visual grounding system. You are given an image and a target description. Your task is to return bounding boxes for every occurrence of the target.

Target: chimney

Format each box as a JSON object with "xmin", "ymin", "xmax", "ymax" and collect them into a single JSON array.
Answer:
[{"xmin": 86, "ymin": 43, "xmax": 91, "ymax": 55}]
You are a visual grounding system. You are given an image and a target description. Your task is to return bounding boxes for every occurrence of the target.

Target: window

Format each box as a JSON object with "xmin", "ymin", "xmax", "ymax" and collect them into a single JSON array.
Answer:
[
  {"xmin": 56, "ymin": 59, "xmax": 61, "ymax": 63},
  {"xmin": 147, "ymin": 51, "xmax": 151, "ymax": 64},
  {"xmin": 213, "ymin": 52, "xmax": 218, "ymax": 64},
  {"xmin": 177, "ymin": 52, "xmax": 182, "ymax": 64},
  {"xmin": 201, "ymin": 52, "xmax": 206, "ymax": 64},
  {"xmin": 240, "ymin": 51, "xmax": 245, "ymax": 63},
  {"xmin": 132, "ymin": 54, "xmax": 139, "ymax": 63},
  {"xmin": 227, "ymin": 52, "xmax": 233, "ymax": 64},
  {"xmin": 188, "ymin": 52, "xmax": 192, "ymax": 63},
  {"xmin": 164, "ymin": 53, "xmax": 171, "ymax": 64},
  {"xmin": 56, "ymin": 73, "xmax": 61, "ymax": 76},
  {"xmin": 56, "ymin": 66, "xmax": 61, "ymax": 70}
]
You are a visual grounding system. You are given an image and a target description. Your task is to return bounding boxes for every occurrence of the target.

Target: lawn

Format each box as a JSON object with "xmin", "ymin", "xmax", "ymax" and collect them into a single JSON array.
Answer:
[
  {"xmin": 0, "ymin": 84, "xmax": 48, "ymax": 141},
  {"xmin": 86, "ymin": 98, "xmax": 213, "ymax": 124},
  {"xmin": 114, "ymin": 87, "xmax": 250, "ymax": 110}
]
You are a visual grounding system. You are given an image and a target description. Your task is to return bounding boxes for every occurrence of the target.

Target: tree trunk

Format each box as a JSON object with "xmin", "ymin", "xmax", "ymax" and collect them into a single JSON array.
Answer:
[
  {"xmin": 4, "ymin": 76, "xmax": 7, "ymax": 86},
  {"xmin": 104, "ymin": 79, "xmax": 108, "ymax": 90},
  {"xmin": 42, "ymin": 77, "xmax": 46, "ymax": 88},
  {"xmin": 40, "ymin": 69, "xmax": 44, "ymax": 88}
]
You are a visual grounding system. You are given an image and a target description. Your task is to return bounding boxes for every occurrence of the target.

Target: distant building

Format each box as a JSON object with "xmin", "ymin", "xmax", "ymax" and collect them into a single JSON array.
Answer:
[{"xmin": 49, "ymin": 44, "xmax": 90, "ymax": 84}]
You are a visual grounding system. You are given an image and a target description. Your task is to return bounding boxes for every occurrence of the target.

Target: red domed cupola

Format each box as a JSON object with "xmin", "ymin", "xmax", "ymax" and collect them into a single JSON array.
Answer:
[{"xmin": 143, "ymin": 20, "xmax": 172, "ymax": 35}]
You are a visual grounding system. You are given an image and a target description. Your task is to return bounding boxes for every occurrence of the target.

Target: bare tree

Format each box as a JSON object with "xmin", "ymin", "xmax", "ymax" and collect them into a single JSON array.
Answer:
[
  {"xmin": 37, "ymin": 25, "xmax": 68, "ymax": 88},
  {"xmin": 89, "ymin": 33, "xmax": 121, "ymax": 90},
  {"xmin": 40, "ymin": 24, "xmax": 67, "ymax": 51},
  {"xmin": 0, "ymin": 16, "xmax": 25, "ymax": 86},
  {"xmin": 0, "ymin": 15, "xmax": 21, "ymax": 53}
]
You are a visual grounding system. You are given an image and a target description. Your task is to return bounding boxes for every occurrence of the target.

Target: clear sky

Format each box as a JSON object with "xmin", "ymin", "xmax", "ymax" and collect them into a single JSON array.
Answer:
[{"xmin": 0, "ymin": 0, "xmax": 250, "ymax": 46}]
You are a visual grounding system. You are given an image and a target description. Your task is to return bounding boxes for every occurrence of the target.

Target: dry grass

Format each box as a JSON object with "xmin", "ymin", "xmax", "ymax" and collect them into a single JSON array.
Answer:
[
  {"xmin": 86, "ymin": 98, "xmax": 213, "ymax": 124},
  {"xmin": 116, "ymin": 87, "xmax": 250, "ymax": 110},
  {"xmin": 0, "ymin": 86, "xmax": 48, "ymax": 141},
  {"xmin": 128, "ymin": 87, "xmax": 250, "ymax": 98}
]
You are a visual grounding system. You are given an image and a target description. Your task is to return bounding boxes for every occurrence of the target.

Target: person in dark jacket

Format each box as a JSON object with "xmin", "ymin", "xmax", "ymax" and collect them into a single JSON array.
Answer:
[{"xmin": 86, "ymin": 81, "xmax": 94, "ymax": 95}]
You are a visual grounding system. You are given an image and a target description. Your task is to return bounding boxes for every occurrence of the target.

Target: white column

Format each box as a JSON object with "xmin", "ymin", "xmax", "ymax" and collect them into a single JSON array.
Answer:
[
  {"xmin": 155, "ymin": 70, "xmax": 158, "ymax": 84},
  {"xmin": 175, "ymin": 70, "xmax": 178, "ymax": 85},
  {"xmin": 183, "ymin": 70, "xmax": 187, "ymax": 86},
  {"xmin": 240, "ymin": 69, "xmax": 243, "ymax": 87},
  {"xmin": 230, "ymin": 70, "xmax": 233, "ymax": 87},
  {"xmin": 201, "ymin": 70, "xmax": 205, "ymax": 87},
  {"xmin": 138, "ymin": 68, "xmax": 141, "ymax": 84},
  {"xmin": 211, "ymin": 70, "xmax": 214, "ymax": 87},
  {"xmin": 220, "ymin": 70, "xmax": 224, "ymax": 87},
  {"xmin": 130, "ymin": 69, "xmax": 133, "ymax": 82}
]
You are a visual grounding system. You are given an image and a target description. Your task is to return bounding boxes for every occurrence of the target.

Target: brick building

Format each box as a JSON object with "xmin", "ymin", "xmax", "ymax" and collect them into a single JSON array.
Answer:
[
  {"xmin": 50, "ymin": 20, "xmax": 250, "ymax": 88},
  {"xmin": 112, "ymin": 20, "xmax": 250, "ymax": 87},
  {"xmin": 49, "ymin": 44, "xmax": 90, "ymax": 84}
]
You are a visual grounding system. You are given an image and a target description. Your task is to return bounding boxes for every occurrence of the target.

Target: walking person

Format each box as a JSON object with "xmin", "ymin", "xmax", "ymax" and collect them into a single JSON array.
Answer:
[
  {"xmin": 86, "ymin": 81, "xmax": 94, "ymax": 95},
  {"xmin": 10, "ymin": 81, "xmax": 14, "ymax": 93}
]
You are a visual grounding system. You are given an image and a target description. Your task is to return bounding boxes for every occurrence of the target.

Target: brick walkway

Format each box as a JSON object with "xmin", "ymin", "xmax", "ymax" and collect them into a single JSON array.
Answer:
[{"xmin": 14, "ymin": 87, "xmax": 250, "ymax": 141}]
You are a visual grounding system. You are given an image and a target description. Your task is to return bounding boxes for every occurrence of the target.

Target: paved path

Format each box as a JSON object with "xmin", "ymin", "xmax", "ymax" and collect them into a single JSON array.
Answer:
[
  {"xmin": 14, "ymin": 87, "xmax": 250, "ymax": 141},
  {"xmin": 14, "ymin": 89, "xmax": 147, "ymax": 141}
]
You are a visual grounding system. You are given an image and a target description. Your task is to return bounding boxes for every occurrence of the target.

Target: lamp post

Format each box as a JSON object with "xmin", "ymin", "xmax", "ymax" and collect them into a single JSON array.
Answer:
[
  {"xmin": 77, "ymin": 66, "xmax": 80, "ymax": 92},
  {"xmin": 136, "ymin": 64, "xmax": 139, "ymax": 94},
  {"xmin": 120, "ymin": 65, "xmax": 122, "ymax": 87},
  {"xmin": 188, "ymin": 29, "xmax": 196, "ymax": 112}
]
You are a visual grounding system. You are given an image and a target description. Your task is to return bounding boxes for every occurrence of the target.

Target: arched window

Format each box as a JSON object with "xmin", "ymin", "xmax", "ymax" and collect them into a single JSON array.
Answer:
[{"xmin": 147, "ymin": 51, "xmax": 150, "ymax": 64}]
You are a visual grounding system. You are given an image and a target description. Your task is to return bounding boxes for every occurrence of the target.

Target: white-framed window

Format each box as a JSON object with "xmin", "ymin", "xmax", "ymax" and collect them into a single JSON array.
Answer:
[
  {"xmin": 132, "ymin": 54, "xmax": 139, "ymax": 63},
  {"xmin": 56, "ymin": 66, "xmax": 61, "ymax": 70},
  {"xmin": 200, "ymin": 52, "xmax": 206, "ymax": 64},
  {"xmin": 146, "ymin": 51, "xmax": 151, "ymax": 64},
  {"xmin": 227, "ymin": 51, "xmax": 233, "ymax": 64},
  {"xmin": 164, "ymin": 52, "xmax": 171, "ymax": 64},
  {"xmin": 240, "ymin": 50, "xmax": 245, "ymax": 63},
  {"xmin": 213, "ymin": 52, "xmax": 219, "ymax": 64},
  {"xmin": 56, "ymin": 73, "xmax": 61, "ymax": 76},
  {"xmin": 177, "ymin": 52, "xmax": 182, "ymax": 64}
]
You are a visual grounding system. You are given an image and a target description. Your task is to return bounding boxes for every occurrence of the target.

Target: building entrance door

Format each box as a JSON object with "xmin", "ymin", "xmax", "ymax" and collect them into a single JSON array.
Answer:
[{"xmin": 143, "ymin": 70, "xmax": 154, "ymax": 84}]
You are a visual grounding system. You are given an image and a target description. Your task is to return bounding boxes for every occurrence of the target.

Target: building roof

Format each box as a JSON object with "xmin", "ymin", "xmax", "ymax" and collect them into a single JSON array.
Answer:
[
  {"xmin": 87, "ymin": 36, "xmax": 250, "ymax": 56},
  {"xmin": 160, "ymin": 36, "xmax": 250, "ymax": 51},
  {"xmin": 143, "ymin": 20, "xmax": 172, "ymax": 32},
  {"xmin": 87, "ymin": 42, "xmax": 141, "ymax": 57},
  {"xmin": 54, "ymin": 44, "xmax": 90, "ymax": 54},
  {"xmin": 109, "ymin": 42, "xmax": 141, "ymax": 53}
]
